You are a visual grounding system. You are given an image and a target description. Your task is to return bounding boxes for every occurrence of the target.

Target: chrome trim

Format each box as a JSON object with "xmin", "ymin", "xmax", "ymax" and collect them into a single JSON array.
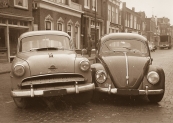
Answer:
[
  {"xmin": 124, "ymin": 52, "xmax": 129, "ymax": 86},
  {"xmin": 75, "ymin": 82, "xmax": 79, "ymax": 94},
  {"xmin": 11, "ymin": 83, "xmax": 95, "ymax": 97},
  {"xmin": 22, "ymin": 77, "xmax": 85, "ymax": 86},
  {"xmin": 95, "ymin": 87, "xmax": 164, "ymax": 95}
]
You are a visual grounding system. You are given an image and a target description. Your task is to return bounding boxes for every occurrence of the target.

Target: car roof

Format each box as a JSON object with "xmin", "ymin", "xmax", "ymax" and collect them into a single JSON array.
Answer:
[
  {"xmin": 101, "ymin": 33, "xmax": 147, "ymax": 43},
  {"xmin": 18, "ymin": 30, "xmax": 71, "ymax": 40}
]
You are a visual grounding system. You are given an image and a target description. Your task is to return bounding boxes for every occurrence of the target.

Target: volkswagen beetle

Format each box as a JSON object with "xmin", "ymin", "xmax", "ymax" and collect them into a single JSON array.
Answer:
[
  {"xmin": 10, "ymin": 30, "xmax": 95, "ymax": 108},
  {"xmin": 91, "ymin": 33, "xmax": 165, "ymax": 103}
]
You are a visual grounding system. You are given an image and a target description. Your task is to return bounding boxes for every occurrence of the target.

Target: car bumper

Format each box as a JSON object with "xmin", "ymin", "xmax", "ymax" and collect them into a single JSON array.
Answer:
[
  {"xmin": 95, "ymin": 87, "xmax": 164, "ymax": 95},
  {"xmin": 11, "ymin": 83, "xmax": 95, "ymax": 98}
]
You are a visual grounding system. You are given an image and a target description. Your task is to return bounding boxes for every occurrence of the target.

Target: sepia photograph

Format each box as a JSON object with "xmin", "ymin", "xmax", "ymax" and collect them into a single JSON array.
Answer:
[{"xmin": 0, "ymin": 0, "xmax": 172, "ymax": 122}]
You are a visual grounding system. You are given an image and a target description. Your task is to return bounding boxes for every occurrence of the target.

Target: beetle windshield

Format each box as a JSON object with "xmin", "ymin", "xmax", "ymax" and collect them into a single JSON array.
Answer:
[
  {"xmin": 20, "ymin": 35, "xmax": 72, "ymax": 52},
  {"xmin": 101, "ymin": 39, "xmax": 149, "ymax": 56}
]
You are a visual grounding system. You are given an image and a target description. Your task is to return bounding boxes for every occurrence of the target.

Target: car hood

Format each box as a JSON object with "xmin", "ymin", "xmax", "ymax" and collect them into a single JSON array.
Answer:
[
  {"xmin": 102, "ymin": 54, "xmax": 150, "ymax": 89},
  {"xmin": 17, "ymin": 50, "xmax": 76, "ymax": 76}
]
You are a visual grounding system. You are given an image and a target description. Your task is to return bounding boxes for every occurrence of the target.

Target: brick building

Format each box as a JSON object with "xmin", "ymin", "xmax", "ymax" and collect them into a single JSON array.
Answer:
[
  {"xmin": 102, "ymin": 0, "xmax": 121, "ymax": 34},
  {"xmin": 121, "ymin": 2, "xmax": 141, "ymax": 34},
  {"xmin": 0, "ymin": 0, "xmax": 33, "ymax": 62},
  {"xmin": 33, "ymin": 0, "xmax": 83, "ymax": 49},
  {"xmin": 81, "ymin": 0, "xmax": 104, "ymax": 49}
]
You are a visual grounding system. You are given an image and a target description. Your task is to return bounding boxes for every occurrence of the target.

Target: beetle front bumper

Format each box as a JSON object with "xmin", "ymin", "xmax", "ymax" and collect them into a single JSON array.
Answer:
[
  {"xmin": 11, "ymin": 83, "xmax": 95, "ymax": 98},
  {"xmin": 95, "ymin": 85, "xmax": 164, "ymax": 95}
]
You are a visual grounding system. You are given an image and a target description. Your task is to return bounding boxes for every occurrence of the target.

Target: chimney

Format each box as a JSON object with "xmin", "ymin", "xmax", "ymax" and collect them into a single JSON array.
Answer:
[{"xmin": 132, "ymin": 7, "xmax": 135, "ymax": 11}]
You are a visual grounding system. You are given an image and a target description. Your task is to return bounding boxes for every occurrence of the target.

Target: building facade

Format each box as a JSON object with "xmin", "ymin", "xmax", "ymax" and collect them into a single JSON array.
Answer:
[
  {"xmin": 121, "ymin": 2, "xmax": 141, "ymax": 34},
  {"xmin": 103, "ymin": 0, "xmax": 121, "ymax": 34},
  {"xmin": 0, "ymin": 0, "xmax": 33, "ymax": 62},
  {"xmin": 146, "ymin": 16, "xmax": 156, "ymax": 43},
  {"xmin": 81, "ymin": 0, "xmax": 104, "ymax": 49},
  {"xmin": 33, "ymin": 0, "xmax": 83, "ymax": 49}
]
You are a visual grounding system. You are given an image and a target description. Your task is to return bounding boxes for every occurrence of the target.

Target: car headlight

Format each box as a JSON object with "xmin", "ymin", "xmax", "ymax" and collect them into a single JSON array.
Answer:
[
  {"xmin": 13, "ymin": 64, "xmax": 25, "ymax": 76},
  {"xmin": 79, "ymin": 60, "xmax": 90, "ymax": 71},
  {"xmin": 95, "ymin": 70, "xmax": 107, "ymax": 83},
  {"xmin": 147, "ymin": 71, "xmax": 160, "ymax": 85}
]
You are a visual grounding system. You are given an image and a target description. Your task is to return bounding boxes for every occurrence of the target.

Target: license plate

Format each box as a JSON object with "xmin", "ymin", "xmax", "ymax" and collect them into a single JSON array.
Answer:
[
  {"xmin": 43, "ymin": 89, "xmax": 67, "ymax": 96},
  {"xmin": 117, "ymin": 89, "xmax": 139, "ymax": 95}
]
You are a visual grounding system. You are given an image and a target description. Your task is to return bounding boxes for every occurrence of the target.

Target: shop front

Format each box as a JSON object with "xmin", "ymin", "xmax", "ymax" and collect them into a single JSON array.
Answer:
[{"xmin": 0, "ymin": 16, "xmax": 33, "ymax": 62}]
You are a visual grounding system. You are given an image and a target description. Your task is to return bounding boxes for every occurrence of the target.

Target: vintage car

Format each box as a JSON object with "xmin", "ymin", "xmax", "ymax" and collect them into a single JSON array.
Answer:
[
  {"xmin": 10, "ymin": 30, "xmax": 95, "ymax": 108},
  {"xmin": 91, "ymin": 33, "xmax": 165, "ymax": 103}
]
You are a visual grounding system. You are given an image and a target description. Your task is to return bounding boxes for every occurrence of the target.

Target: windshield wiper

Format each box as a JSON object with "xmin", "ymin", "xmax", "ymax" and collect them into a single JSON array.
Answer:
[{"xmin": 29, "ymin": 47, "xmax": 60, "ymax": 51}]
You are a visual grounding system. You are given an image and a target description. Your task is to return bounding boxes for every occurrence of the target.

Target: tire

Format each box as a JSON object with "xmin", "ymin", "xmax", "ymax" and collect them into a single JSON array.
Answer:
[
  {"xmin": 147, "ymin": 93, "xmax": 164, "ymax": 103},
  {"xmin": 73, "ymin": 91, "xmax": 93, "ymax": 104},
  {"xmin": 13, "ymin": 97, "xmax": 28, "ymax": 109}
]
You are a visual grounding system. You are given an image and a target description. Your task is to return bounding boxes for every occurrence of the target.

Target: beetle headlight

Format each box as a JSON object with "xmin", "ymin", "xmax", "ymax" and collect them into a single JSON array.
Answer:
[
  {"xmin": 95, "ymin": 70, "xmax": 107, "ymax": 83},
  {"xmin": 13, "ymin": 64, "xmax": 25, "ymax": 76},
  {"xmin": 79, "ymin": 60, "xmax": 90, "ymax": 71},
  {"xmin": 147, "ymin": 71, "xmax": 160, "ymax": 85}
]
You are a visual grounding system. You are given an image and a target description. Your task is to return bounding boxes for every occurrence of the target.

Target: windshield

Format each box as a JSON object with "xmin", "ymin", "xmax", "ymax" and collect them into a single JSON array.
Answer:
[
  {"xmin": 19, "ymin": 35, "xmax": 72, "ymax": 52},
  {"xmin": 101, "ymin": 39, "xmax": 149, "ymax": 56}
]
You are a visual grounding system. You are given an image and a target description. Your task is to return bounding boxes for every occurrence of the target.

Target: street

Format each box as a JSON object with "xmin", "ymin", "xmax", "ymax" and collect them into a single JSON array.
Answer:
[{"xmin": 0, "ymin": 49, "xmax": 173, "ymax": 123}]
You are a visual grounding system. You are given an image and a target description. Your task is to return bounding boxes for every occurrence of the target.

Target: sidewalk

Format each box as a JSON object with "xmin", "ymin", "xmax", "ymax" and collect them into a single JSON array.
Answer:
[
  {"xmin": 0, "ymin": 54, "xmax": 95, "ymax": 74},
  {"xmin": 0, "ymin": 62, "xmax": 11, "ymax": 74}
]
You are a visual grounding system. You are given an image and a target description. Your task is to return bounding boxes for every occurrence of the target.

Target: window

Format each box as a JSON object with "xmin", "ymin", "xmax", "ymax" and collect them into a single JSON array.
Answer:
[
  {"xmin": 134, "ymin": 16, "xmax": 137, "ymax": 29},
  {"xmin": 112, "ymin": 7, "xmax": 115, "ymax": 23},
  {"xmin": 67, "ymin": 25, "xmax": 72, "ymax": 36},
  {"xmin": 108, "ymin": 5, "xmax": 111, "ymax": 21},
  {"xmin": 84, "ymin": 0, "xmax": 90, "ymax": 9},
  {"xmin": 130, "ymin": 14, "xmax": 133, "ymax": 28},
  {"xmin": 45, "ymin": 15, "xmax": 53, "ymax": 30},
  {"xmin": 14, "ymin": 0, "xmax": 28, "ymax": 9},
  {"xmin": 57, "ymin": 23, "xmax": 62, "ymax": 31},
  {"xmin": 57, "ymin": 17, "xmax": 64, "ymax": 31},
  {"xmin": 115, "ymin": 8, "xmax": 118, "ymax": 24},
  {"xmin": 45, "ymin": 21, "xmax": 51, "ymax": 30},
  {"xmin": 92, "ymin": 0, "xmax": 97, "ymax": 11}
]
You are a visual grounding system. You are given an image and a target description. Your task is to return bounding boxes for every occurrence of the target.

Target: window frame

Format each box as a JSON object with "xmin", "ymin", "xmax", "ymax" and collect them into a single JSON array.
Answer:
[{"xmin": 14, "ymin": 0, "xmax": 28, "ymax": 9}]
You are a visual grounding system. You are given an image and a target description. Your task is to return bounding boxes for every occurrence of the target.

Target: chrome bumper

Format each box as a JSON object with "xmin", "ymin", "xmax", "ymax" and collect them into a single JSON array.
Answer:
[
  {"xmin": 11, "ymin": 83, "xmax": 95, "ymax": 98},
  {"xmin": 95, "ymin": 85, "xmax": 164, "ymax": 95}
]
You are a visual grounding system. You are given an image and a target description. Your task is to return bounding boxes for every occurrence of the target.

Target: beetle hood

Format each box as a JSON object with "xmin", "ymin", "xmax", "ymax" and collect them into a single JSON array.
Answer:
[
  {"xmin": 102, "ymin": 54, "xmax": 150, "ymax": 89},
  {"xmin": 17, "ymin": 50, "xmax": 76, "ymax": 76}
]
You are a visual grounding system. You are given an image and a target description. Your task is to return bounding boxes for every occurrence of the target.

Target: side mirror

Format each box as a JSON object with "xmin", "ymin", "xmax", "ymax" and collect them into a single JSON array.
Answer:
[{"xmin": 81, "ymin": 49, "xmax": 87, "ymax": 56}]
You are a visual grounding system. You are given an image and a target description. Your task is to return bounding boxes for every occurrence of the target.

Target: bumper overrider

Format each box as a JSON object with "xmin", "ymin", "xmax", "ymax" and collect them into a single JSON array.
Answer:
[
  {"xmin": 95, "ymin": 85, "xmax": 164, "ymax": 95},
  {"xmin": 11, "ymin": 83, "xmax": 95, "ymax": 98}
]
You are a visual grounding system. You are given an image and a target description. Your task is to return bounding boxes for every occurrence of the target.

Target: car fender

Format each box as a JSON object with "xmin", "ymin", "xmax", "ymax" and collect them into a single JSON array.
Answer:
[{"xmin": 143, "ymin": 65, "xmax": 165, "ymax": 90}]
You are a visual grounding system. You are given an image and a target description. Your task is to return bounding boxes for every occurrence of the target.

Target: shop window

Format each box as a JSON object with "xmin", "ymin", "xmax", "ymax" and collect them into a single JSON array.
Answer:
[
  {"xmin": 8, "ymin": 19, "xmax": 18, "ymax": 25},
  {"xmin": 20, "ymin": 21, "xmax": 28, "ymax": 26},
  {"xmin": 0, "ymin": 18, "xmax": 6, "ymax": 24},
  {"xmin": 14, "ymin": 0, "xmax": 28, "ymax": 9}
]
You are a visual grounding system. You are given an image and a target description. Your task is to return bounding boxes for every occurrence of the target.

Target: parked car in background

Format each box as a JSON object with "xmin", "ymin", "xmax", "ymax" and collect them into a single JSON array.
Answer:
[
  {"xmin": 10, "ymin": 30, "xmax": 95, "ymax": 108},
  {"xmin": 91, "ymin": 33, "xmax": 165, "ymax": 103}
]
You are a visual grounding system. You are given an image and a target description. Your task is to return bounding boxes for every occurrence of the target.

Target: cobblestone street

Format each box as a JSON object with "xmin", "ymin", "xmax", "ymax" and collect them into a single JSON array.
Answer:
[{"xmin": 0, "ymin": 49, "xmax": 173, "ymax": 123}]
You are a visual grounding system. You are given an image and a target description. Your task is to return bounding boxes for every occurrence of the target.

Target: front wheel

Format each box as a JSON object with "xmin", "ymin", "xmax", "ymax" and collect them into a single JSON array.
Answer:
[
  {"xmin": 13, "ymin": 97, "xmax": 28, "ymax": 109},
  {"xmin": 147, "ymin": 93, "xmax": 164, "ymax": 103}
]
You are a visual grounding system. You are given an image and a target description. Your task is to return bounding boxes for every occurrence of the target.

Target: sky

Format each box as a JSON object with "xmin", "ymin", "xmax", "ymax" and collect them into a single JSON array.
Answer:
[{"xmin": 121, "ymin": 0, "xmax": 173, "ymax": 25}]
